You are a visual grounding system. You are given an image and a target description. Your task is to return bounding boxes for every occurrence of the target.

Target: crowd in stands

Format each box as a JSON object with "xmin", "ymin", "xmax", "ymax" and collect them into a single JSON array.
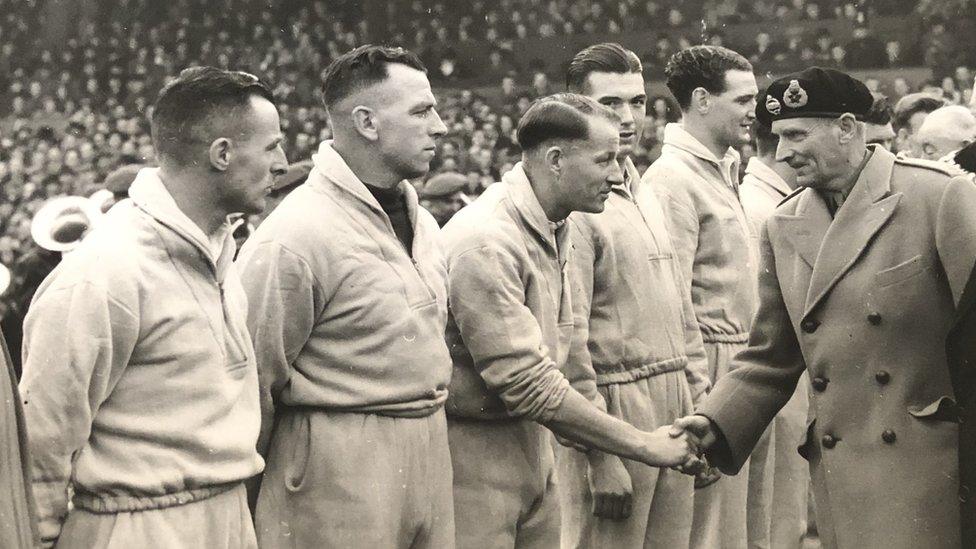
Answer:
[{"xmin": 0, "ymin": 0, "xmax": 975, "ymax": 308}]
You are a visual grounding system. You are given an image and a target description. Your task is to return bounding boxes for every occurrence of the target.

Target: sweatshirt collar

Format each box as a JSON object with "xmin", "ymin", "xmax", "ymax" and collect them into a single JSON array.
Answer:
[
  {"xmin": 128, "ymin": 168, "xmax": 235, "ymax": 276},
  {"xmin": 744, "ymin": 157, "xmax": 793, "ymax": 198},
  {"xmin": 502, "ymin": 162, "xmax": 565, "ymax": 255},
  {"xmin": 311, "ymin": 140, "xmax": 414, "ymax": 214},
  {"xmin": 663, "ymin": 123, "xmax": 739, "ymax": 166}
]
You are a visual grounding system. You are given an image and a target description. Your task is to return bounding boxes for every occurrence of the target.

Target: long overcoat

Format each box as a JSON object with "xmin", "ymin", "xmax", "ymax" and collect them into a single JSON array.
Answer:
[{"xmin": 699, "ymin": 147, "xmax": 976, "ymax": 549}]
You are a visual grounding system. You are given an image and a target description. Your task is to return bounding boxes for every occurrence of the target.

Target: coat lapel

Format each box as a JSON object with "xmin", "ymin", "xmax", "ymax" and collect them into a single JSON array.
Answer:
[
  {"xmin": 772, "ymin": 190, "xmax": 832, "ymax": 270},
  {"xmin": 803, "ymin": 150, "xmax": 901, "ymax": 317}
]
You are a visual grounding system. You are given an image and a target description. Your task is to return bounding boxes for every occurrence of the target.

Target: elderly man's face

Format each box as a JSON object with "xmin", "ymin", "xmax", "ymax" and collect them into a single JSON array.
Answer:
[{"xmin": 773, "ymin": 117, "xmax": 850, "ymax": 190}]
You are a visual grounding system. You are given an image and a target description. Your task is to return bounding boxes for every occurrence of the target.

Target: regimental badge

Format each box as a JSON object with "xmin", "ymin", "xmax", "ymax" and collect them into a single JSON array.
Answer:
[
  {"xmin": 765, "ymin": 95, "xmax": 782, "ymax": 115},
  {"xmin": 783, "ymin": 79, "xmax": 808, "ymax": 108}
]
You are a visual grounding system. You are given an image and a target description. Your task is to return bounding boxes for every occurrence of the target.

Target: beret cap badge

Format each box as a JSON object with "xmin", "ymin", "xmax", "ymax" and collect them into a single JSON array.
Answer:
[
  {"xmin": 765, "ymin": 95, "xmax": 782, "ymax": 115},
  {"xmin": 783, "ymin": 79, "xmax": 809, "ymax": 108}
]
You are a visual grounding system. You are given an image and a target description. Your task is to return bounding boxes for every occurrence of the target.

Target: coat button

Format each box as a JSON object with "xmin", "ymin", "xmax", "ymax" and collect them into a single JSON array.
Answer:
[
  {"xmin": 821, "ymin": 434, "xmax": 837, "ymax": 449},
  {"xmin": 812, "ymin": 377, "xmax": 829, "ymax": 392},
  {"xmin": 875, "ymin": 371, "xmax": 890, "ymax": 384},
  {"xmin": 882, "ymin": 430, "xmax": 897, "ymax": 443},
  {"xmin": 868, "ymin": 312, "xmax": 882, "ymax": 325},
  {"xmin": 801, "ymin": 318, "xmax": 820, "ymax": 333},
  {"xmin": 961, "ymin": 485, "xmax": 971, "ymax": 503}
]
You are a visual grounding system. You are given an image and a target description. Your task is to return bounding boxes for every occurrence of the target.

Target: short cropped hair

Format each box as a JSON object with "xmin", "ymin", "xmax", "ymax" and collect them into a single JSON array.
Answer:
[
  {"xmin": 321, "ymin": 44, "xmax": 426, "ymax": 109},
  {"xmin": 566, "ymin": 43, "xmax": 642, "ymax": 92},
  {"xmin": 865, "ymin": 92, "xmax": 893, "ymax": 125},
  {"xmin": 151, "ymin": 66, "xmax": 274, "ymax": 163},
  {"xmin": 664, "ymin": 46, "xmax": 752, "ymax": 110},
  {"xmin": 752, "ymin": 119, "xmax": 778, "ymax": 157},
  {"xmin": 892, "ymin": 93, "xmax": 945, "ymax": 133},
  {"xmin": 516, "ymin": 93, "xmax": 620, "ymax": 152}
]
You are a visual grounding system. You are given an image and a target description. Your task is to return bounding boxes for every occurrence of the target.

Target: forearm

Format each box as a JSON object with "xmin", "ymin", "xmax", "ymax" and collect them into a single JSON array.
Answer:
[{"xmin": 544, "ymin": 389, "xmax": 648, "ymax": 462}]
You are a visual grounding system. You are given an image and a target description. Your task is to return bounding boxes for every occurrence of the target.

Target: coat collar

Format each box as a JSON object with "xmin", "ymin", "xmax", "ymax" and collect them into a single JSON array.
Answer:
[
  {"xmin": 744, "ymin": 157, "xmax": 793, "ymax": 198},
  {"xmin": 128, "ymin": 168, "xmax": 235, "ymax": 279},
  {"xmin": 773, "ymin": 146, "xmax": 902, "ymax": 317},
  {"xmin": 501, "ymin": 162, "xmax": 565, "ymax": 257}
]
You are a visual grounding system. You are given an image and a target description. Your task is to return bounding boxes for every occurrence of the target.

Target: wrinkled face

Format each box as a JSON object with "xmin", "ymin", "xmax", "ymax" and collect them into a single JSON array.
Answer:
[
  {"xmin": 918, "ymin": 132, "xmax": 972, "ymax": 161},
  {"xmin": 706, "ymin": 70, "xmax": 758, "ymax": 148},
  {"xmin": 583, "ymin": 71, "xmax": 647, "ymax": 159},
  {"xmin": 558, "ymin": 116, "xmax": 624, "ymax": 214},
  {"xmin": 371, "ymin": 64, "xmax": 448, "ymax": 181},
  {"xmin": 218, "ymin": 95, "xmax": 288, "ymax": 215},
  {"xmin": 772, "ymin": 117, "xmax": 847, "ymax": 190}
]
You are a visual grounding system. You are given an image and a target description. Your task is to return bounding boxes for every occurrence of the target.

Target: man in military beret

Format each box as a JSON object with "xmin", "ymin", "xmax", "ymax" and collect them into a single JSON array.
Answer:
[
  {"xmin": 418, "ymin": 172, "xmax": 469, "ymax": 227},
  {"xmin": 672, "ymin": 66, "xmax": 976, "ymax": 548}
]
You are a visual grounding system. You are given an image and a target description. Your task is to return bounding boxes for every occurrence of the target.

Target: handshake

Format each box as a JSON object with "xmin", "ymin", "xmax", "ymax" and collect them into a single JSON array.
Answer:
[{"xmin": 639, "ymin": 414, "xmax": 720, "ymax": 476}]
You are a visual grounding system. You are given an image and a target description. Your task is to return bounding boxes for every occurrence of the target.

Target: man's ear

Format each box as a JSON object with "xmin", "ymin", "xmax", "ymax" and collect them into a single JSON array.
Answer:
[
  {"xmin": 351, "ymin": 105, "xmax": 379, "ymax": 141},
  {"xmin": 544, "ymin": 145, "xmax": 563, "ymax": 176},
  {"xmin": 692, "ymin": 87, "xmax": 711, "ymax": 114},
  {"xmin": 209, "ymin": 138, "xmax": 232, "ymax": 171},
  {"xmin": 837, "ymin": 113, "xmax": 858, "ymax": 143}
]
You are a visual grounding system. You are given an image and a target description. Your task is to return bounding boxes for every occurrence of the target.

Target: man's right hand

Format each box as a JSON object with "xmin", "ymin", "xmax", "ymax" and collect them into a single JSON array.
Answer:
[
  {"xmin": 636, "ymin": 425, "xmax": 697, "ymax": 467},
  {"xmin": 668, "ymin": 414, "xmax": 719, "ymax": 475}
]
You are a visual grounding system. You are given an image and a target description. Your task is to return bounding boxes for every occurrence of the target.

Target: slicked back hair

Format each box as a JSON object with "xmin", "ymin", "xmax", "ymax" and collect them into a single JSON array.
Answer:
[
  {"xmin": 517, "ymin": 93, "xmax": 620, "ymax": 152},
  {"xmin": 566, "ymin": 43, "xmax": 642, "ymax": 93},
  {"xmin": 892, "ymin": 93, "xmax": 945, "ymax": 133},
  {"xmin": 752, "ymin": 119, "xmax": 779, "ymax": 157},
  {"xmin": 151, "ymin": 66, "xmax": 275, "ymax": 163},
  {"xmin": 665, "ymin": 45, "xmax": 753, "ymax": 110},
  {"xmin": 320, "ymin": 44, "xmax": 427, "ymax": 109}
]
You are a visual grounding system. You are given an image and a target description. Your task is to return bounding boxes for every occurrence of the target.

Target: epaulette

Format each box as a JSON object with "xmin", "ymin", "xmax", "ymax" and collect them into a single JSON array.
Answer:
[
  {"xmin": 776, "ymin": 186, "xmax": 806, "ymax": 207},
  {"xmin": 893, "ymin": 155, "xmax": 960, "ymax": 177}
]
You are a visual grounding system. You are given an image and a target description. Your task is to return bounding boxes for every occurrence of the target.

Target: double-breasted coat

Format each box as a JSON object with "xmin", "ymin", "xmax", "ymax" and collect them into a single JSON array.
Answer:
[{"xmin": 698, "ymin": 146, "xmax": 976, "ymax": 549}]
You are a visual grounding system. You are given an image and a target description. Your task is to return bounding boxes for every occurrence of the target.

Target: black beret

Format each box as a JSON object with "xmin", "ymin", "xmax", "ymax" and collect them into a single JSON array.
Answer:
[{"xmin": 757, "ymin": 67, "xmax": 874, "ymax": 127}]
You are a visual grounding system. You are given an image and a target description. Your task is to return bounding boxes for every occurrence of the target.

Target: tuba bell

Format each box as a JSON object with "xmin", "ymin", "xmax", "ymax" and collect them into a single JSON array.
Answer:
[{"xmin": 30, "ymin": 195, "xmax": 105, "ymax": 253}]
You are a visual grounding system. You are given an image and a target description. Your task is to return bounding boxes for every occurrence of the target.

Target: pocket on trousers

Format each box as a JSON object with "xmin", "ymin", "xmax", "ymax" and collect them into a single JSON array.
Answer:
[{"xmin": 284, "ymin": 413, "xmax": 312, "ymax": 492}]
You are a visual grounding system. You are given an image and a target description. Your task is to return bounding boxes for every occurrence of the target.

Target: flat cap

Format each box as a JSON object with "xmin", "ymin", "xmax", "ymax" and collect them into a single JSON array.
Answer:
[
  {"xmin": 421, "ymin": 172, "xmax": 468, "ymax": 198},
  {"xmin": 757, "ymin": 67, "xmax": 874, "ymax": 127},
  {"xmin": 273, "ymin": 160, "xmax": 313, "ymax": 192},
  {"xmin": 103, "ymin": 164, "xmax": 145, "ymax": 195}
]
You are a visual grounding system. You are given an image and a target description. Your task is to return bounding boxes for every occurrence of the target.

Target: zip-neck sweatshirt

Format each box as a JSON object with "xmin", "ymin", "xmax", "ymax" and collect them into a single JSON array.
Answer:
[
  {"xmin": 20, "ymin": 169, "xmax": 263, "ymax": 545},
  {"xmin": 237, "ymin": 141, "xmax": 453, "ymax": 452},
  {"xmin": 564, "ymin": 157, "xmax": 711, "ymax": 403},
  {"xmin": 642, "ymin": 123, "xmax": 758, "ymax": 342}
]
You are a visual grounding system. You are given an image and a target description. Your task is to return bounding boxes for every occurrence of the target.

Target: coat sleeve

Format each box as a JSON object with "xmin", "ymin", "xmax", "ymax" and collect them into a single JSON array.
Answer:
[
  {"xmin": 564, "ymin": 219, "xmax": 607, "ymax": 411},
  {"xmin": 448, "ymin": 238, "xmax": 571, "ymax": 422},
  {"xmin": 696, "ymin": 219, "xmax": 807, "ymax": 473},
  {"xmin": 20, "ymin": 280, "xmax": 138, "ymax": 546},
  {"xmin": 237, "ymin": 241, "xmax": 323, "ymax": 456},
  {"xmin": 935, "ymin": 175, "xmax": 976, "ymax": 308}
]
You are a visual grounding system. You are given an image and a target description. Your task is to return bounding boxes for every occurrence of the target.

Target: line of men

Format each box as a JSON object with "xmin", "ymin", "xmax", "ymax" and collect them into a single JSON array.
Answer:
[{"xmin": 7, "ymin": 40, "xmax": 976, "ymax": 549}]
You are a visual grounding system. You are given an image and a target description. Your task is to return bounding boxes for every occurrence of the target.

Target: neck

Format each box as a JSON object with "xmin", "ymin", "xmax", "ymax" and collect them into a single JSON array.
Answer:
[
  {"xmin": 823, "ymin": 147, "xmax": 870, "ymax": 194},
  {"xmin": 681, "ymin": 116, "xmax": 729, "ymax": 160},
  {"xmin": 332, "ymin": 137, "xmax": 401, "ymax": 189},
  {"xmin": 157, "ymin": 166, "xmax": 227, "ymax": 236},
  {"xmin": 524, "ymin": 165, "xmax": 569, "ymax": 222}
]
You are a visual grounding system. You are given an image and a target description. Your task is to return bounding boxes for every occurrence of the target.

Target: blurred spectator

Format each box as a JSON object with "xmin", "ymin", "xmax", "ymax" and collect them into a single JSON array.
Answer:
[
  {"xmin": 914, "ymin": 105, "xmax": 976, "ymax": 161},
  {"xmin": 845, "ymin": 24, "xmax": 887, "ymax": 69},
  {"xmin": 892, "ymin": 93, "xmax": 947, "ymax": 156},
  {"xmin": 865, "ymin": 92, "xmax": 896, "ymax": 151}
]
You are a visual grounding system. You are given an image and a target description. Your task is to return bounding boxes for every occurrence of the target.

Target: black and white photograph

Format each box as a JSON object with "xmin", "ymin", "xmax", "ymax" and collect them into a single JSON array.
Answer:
[{"xmin": 1, "ymin": 0, "xmax": 975, "ymax": 547}]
